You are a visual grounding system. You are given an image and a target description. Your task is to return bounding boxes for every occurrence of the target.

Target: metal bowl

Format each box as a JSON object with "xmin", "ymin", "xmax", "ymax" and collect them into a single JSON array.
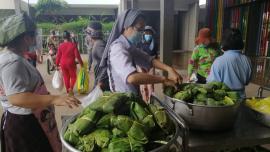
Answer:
[
  {"xmin": 60, "ymin": 110, "xmax": 182, "ymax": 152},
  {"xmin": 244, "ymin": 100, "xmax": 270, "ymax": 128},
  {"xmin": 165, "ymin": 95, "xmax": 240, "ymax": 131}
]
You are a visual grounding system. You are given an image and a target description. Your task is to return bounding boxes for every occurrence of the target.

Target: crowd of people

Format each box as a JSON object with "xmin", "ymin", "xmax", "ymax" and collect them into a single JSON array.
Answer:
[{"xmin": 0, "ymin": 8, "xmax": 252, "ymax": 152}]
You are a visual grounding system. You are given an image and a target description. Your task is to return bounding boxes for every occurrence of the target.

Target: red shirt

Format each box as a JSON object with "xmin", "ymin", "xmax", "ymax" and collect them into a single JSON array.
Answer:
[{"xmin": 56, "ymin": 41, "xmax": 83, "ymax": 67}]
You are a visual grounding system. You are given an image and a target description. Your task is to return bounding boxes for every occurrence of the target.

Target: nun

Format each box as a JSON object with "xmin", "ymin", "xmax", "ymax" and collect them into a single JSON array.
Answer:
[{"xmin": 97, "ymin": 9, "xmax": 182, "ymax": 94}]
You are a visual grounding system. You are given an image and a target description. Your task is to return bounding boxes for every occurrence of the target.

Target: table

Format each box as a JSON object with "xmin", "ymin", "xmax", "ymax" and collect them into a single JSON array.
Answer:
[{"xmin": 186, "ymin": 106, "xmax": 270, "ymax": 152}]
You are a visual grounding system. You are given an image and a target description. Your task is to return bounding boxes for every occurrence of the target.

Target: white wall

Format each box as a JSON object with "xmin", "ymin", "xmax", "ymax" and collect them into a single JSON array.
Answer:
[{"xmin": 0, "ymin": 0, "xmax": 15, "ymax": 9}]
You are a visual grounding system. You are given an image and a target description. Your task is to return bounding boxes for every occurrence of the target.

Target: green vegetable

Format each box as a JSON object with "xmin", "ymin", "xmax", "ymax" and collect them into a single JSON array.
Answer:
[
  {"xmin": 227, "ymin": 91, "xmax": 240, "ymax": 102},
  {"xmin": 213, "ymin": 89, "xmax": 227, "ymax": 101},
  {"xmin": 92, "ymin": 129, "xmax": 111, "ymax": 148},
  {"xmin": 112, "ymin": 128, "xmax": 125, "ymax": 138},
  {"xmin": 207, "ymin": 81, "xmax": 223, "ymax": 90},
  {"xmin": 73, "ymin": 110, "xmax": 101, "ymax": 135},
  {"xmin": 206, "ymin": 98, "xmax": 218, "ymax": 106},
  {"xmin": 149, "ymin": 104, "xmax": 173, "ymax": 134},
  {"xmin": 223, "ymin": 96, "xmax": 235, "ymax": 106},
  {"xmin": 174, "ymin": 91, "xmax": 191, "ymax": 101},
  {"xmin": 127, "ymin": 121, "xmax": 148, "ymax": 144},
  {"xmin": 164, "ymin": 86, "xmax": 176, "ymax": 97}
]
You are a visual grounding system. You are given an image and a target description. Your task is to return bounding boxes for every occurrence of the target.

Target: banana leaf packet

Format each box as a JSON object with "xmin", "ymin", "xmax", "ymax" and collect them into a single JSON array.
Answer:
[{"xmin": 64, "ymin": 92, "xmax": 175, "ymax": 152}]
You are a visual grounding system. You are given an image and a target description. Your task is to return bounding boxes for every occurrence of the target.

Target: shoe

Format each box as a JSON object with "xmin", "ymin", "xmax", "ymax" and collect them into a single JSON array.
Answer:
[{"xmin": 68, "ymin": 89, "xmax": 74, "ymax": 96}]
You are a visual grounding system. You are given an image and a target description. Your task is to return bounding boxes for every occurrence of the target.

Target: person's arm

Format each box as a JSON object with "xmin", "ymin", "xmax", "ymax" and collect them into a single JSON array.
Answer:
[
  {"xmin": 152, "ymin": 59, "xmax": 182, "ymax": 84},
  {"xmin": 127, "ymin": 72, "xmax": 175, "ymax": 87},
  {"xmin": 187, "ymin": 48, "xmax": 200, "ymax": 78},
  {"xmin": 8, "ymin": 93, "xmax": 80, "ymax": 109},
  {"xmin": 1, "ymin": 61, "xmax": 80, "ymax": 109}
]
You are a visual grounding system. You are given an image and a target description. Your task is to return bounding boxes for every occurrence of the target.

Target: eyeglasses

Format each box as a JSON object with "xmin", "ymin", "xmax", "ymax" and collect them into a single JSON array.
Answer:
[{"xmin": 133, "ymin": 26, "xmax": 144, "ymax": 33}]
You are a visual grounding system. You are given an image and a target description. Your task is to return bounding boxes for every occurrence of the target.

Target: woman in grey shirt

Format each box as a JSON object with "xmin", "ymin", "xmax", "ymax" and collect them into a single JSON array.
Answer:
[
  {"xmin": 0, "ymin": 14, "xmax": 80, "ymax": 152},
  {"xmin": 98, "ymin": 9, "xmax": 182, "ymax": 94},
  {"xmin": 86, "ymin": 22, "xmax": 110, "ymax": 91}
]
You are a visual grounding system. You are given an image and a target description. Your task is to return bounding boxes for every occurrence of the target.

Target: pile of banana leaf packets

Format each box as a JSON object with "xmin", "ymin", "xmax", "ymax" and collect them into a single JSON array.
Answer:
[{"xmin": 64, "ymin": 92, "xmax": 176, "ymax": 152}]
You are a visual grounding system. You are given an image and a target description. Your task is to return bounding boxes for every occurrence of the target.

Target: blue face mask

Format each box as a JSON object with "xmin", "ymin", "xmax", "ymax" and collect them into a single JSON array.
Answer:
[
  {"xmin": 144, "ymin": 34, "xmax": 152, "ymax": 42},
  {"xmin": 127, "ymin": 31, "xmax": 143, "ymax": 45}
]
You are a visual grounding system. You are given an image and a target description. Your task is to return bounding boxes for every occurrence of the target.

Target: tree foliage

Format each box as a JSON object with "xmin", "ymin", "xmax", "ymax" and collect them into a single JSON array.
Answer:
[{"xmin": 35, "ymin": 0, "xmax": 67, "ymax": 16}]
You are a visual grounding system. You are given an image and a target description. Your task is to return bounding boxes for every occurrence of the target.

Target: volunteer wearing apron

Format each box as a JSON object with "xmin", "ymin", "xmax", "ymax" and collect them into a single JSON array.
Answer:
[
  {"xmin": 98, "ymin": 9, "xmax": 182, "ymax": 94},
  {"xmin": 0, "ymin": 14, "xmax": 80, "ymax": 152}
]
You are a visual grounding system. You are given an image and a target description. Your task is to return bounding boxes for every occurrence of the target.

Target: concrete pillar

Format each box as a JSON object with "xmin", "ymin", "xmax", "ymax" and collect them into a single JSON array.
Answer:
[
  {"xmin": 118, "ymin": 0, "xmax": 128, "ymax": 14},
  {"xmin": 14, "ymin": 0, "xmax": 21, "ymax": 14},
  {"xmin": 131, "ymin": 0, "xmax": 138, "ymax": 9},
  {"xmin": 181, "ymin": 2, "xmax": 199, "ymax": 51},
  {"xmin": 160, "ymin": 0, "xmax": 174, "ymax": 66}
]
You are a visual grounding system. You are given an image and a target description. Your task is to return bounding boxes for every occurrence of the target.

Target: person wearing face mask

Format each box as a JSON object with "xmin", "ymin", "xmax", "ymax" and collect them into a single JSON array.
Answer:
[
  {"xmin": 0, "ymin": 14, "xmax": 80, "ymax": 152},
  {"xmin": 97, "ymin": 9, "xmax": 182, "ymax": 94},
  {"xmin": 188, "ymin": 28, "xmax": 221, "ymax": 84},
  {"xmin": 85, "ymin": 22, "xmax": 110, "ymax": 91},
  {"xmin": 138, "ymin": 25, "xmax": 158, "ymax": 57},
  {"xmin": 137, "ymin": 26, "xmax": 158, "ymax": 102}
]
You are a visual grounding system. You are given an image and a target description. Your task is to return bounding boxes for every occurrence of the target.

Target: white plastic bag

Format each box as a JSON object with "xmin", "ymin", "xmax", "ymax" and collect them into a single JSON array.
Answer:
[
  {"xmin": 81, "ymin": 86, "xmax": 103, "ymax": 108},
  {"xmin": 189, "ymin": 72, "xmax": 198, "ymax": 83},
  {"xmin": 52, "ymin": 70, "xmax": 63, "ymax": 90}
]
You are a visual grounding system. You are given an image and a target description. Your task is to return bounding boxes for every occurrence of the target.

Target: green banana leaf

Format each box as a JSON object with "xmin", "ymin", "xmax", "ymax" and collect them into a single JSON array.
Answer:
[
  {"xmin": 129, "ymin": 137, "xmax": 145, "ymax": 152},
  {"xmin": 130, "ymin": 102, "xmax": 155, "ymax": 130},
  {"xmin": 73, "ymin": 110, "xmax": 100, "ymax": 135},
  {"xmin": 148, "ymin": 104, "xmax": 172, "ymax": 134},
  {"xmin": 92, "ymin": 129, "xmax": 111, "ymax": 148},
  {"xmin": 130, "ymin": 102, "xmax": 149, "ymax": 120},
  {"xmin": 108, "ymin": 138, "xmax": 131, "ymax": 152},
  {"xmin": 112, "ymin": 128, "xmax": 126, "ymax": 138},
  {"xmin": 102, "ymin": 93, "xmax": 129, "ymax": 113},
  {"xmin": 64, "ymin": 124, "xmax": 80, "ymax": 146},
  {"xmin": 101, "ymin": 148, "xmax": 109, "ymax": 152},
  {"xmin": 88, "ymin": 96, "xmax": 109, "ymax": 112},
  {"xmin": 108, "ymin": 137, "xmax": 144, "ymax": 152},
  {"xmin": 141, "ymin": 115, "xmax": 156, "ymax": 130},
  {"xmin": 77, "ymin": 134, "xmax": 96, "ymax": 152},
  {"xmin": 127, "ymin": 121, "xmax": 148, "ymax": 144},
  {"xmin": 111, "ymin": 115, "xmax": 133, "ymax": 132},
  {"xmin": 97, "ymin": 114, "xmax": 116, "ymax": 128}
]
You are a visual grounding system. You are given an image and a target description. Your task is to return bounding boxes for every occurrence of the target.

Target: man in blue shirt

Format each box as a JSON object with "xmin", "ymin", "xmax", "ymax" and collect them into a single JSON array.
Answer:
[{"xmin": 207, "ymin": 28, "xmax": 252, "ymax": 99}]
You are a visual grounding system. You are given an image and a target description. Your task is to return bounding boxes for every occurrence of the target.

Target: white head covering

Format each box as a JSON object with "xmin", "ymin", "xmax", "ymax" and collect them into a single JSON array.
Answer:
[{"xmin": 96, "ymin": 9, "xmax": 144, "ymax": 82}]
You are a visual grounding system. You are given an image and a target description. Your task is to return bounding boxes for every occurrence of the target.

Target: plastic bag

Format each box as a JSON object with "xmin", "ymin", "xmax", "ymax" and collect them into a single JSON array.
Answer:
[
  {"xmin": 77, "ymin": 67, "xmax": 89, "ymax": 94},
  {"xmin": 81, "ymin": 86, "xmax": 103, "ymax": 108},
  {"xmin": 52, "ymin": 70, "xmax": 63, "ymax": 90},
  {"xmin": 189, "ymin": 72, "xmax": 198, "ymax": 83}
]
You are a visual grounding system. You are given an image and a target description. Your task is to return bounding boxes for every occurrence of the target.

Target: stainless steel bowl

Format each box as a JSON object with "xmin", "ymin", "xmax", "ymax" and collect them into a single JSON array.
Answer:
[
  {"xmin": 165, "ymin": 95, "xmax": 240, "ymax": 131},
  {"xmin": 244, "ymin": 101, "xmax": 270, "ymax": 128},
  {"xmin": 60, "ymin": 108, "xmax": 183, "ymax": 152}
]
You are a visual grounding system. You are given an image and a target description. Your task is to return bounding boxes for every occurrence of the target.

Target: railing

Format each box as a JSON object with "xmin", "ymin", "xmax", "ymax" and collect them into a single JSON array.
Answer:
[
  {"xmin": 41, "ymin": 31, "xmax": 111, "ymax": 54},
  {"xmin": 249, "ymin": 57, "xmax": 270, "ymax": 86}
]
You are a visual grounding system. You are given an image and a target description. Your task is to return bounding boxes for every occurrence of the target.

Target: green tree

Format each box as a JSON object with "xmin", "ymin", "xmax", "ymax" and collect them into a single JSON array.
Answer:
[{"xmin": 35, "ymin": 0, "xmax": 67, "ymax": 18}]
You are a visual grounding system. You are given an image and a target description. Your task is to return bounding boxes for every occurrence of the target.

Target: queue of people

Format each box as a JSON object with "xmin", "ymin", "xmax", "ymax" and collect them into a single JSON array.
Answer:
[{"xmin": 0, "ymin": 8, "xmax": 253, "ymax": 152}]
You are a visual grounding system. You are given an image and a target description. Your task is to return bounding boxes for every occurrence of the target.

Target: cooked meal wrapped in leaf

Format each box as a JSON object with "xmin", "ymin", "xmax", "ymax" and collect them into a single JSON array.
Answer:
[
  {"xmin": 130, "ymin": 102, "xmax": 155, "ymax": 129},
  {"xmin": 73, "ymin": 110, "xmax": 101, "ymax": 135},
  {"xmin": 108, "ymin": 138, "xmax": 144, "ymax": 152},
  {"xmin": 148, "ymin": 104, "xmax": 173, "ymax": 134},
  {"xmin": 64, "ymin": 92, "xmax": 175, "ymax": 152}
]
